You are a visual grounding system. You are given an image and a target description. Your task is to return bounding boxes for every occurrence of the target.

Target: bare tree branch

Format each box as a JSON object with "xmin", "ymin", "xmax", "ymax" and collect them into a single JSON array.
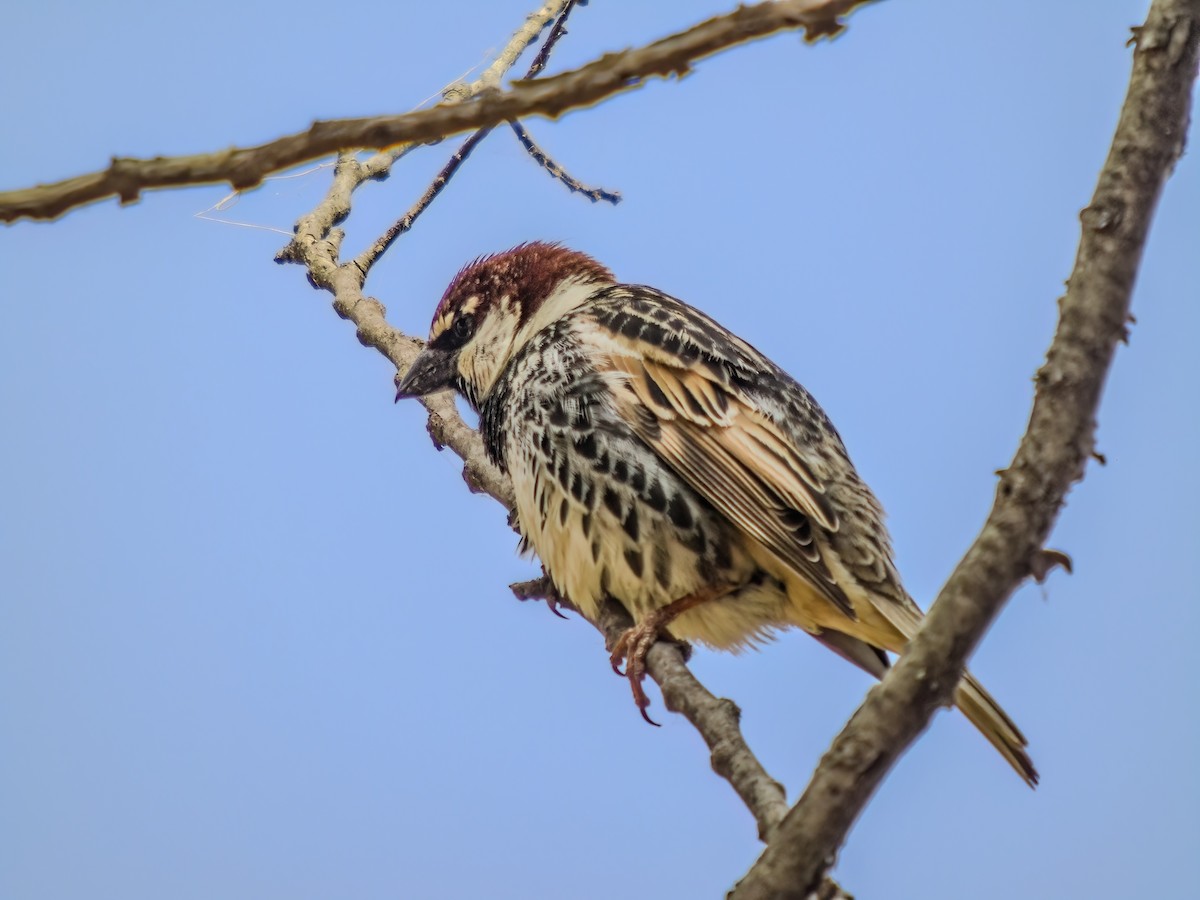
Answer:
[
  {"xmin": 273, "ymin": 0, "xmax": 571, "ymax": 283},
  {"xmin": 730, "ymin": 2, "xmax": 1200, "ymax": 896},
  {"xmin": 0, "ymin": 0, "xmax": 873, "ymax": 223}
]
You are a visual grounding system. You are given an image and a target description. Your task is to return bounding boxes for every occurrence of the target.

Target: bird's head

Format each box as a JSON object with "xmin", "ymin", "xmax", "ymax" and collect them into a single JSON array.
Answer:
[{"xmin": 395, "ymin": 242, "xmax": 614, "ymax": 408}]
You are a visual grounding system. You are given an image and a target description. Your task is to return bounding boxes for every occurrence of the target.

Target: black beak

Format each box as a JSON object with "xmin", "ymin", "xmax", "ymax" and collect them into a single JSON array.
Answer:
[{"xmin": 395, "ymin": 347, "xmax": 458, "ymax": 401}]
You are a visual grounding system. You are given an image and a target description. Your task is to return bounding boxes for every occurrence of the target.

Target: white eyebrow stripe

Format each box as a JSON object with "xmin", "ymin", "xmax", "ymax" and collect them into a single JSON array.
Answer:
[{"xmin": 429, "ymin": 294, "xmax": 481, "ymax": 340}]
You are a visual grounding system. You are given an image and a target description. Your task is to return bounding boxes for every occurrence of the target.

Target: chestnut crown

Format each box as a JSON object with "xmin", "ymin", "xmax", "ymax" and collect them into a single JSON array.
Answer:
[{"xmin": 396, "ymin": 242, "xmax": 614, "ymax": 404}]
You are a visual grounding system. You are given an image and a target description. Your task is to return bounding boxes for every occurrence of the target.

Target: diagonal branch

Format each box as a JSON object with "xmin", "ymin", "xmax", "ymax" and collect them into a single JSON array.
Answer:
[
  {"xmin": 0, "ymin": 0, "xmax": 873, "ymax": 223},
  {"xmin": 730, "ymin": 2, "xmax": 1200, "ymax": 897},
  {"xmin": 510, "ymin": 575, "xmax": 791, "ymax": 842},
  {"xmin": 352, "ymin": 128, "xmax": 493, "ymax": 275},
  {"xmin": 596, "ymin": 598, "xmax": 792, "ymax": 843}
]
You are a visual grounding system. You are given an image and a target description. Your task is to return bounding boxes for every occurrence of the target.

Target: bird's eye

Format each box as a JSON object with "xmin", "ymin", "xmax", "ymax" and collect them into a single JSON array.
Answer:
[{"xmin": 453, "ymin": 314, "xmax": 475, "ymax": 341}]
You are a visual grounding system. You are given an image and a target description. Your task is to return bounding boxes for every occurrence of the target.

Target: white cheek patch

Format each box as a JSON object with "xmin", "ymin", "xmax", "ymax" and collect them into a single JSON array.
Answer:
[
  {"xmin": 513, "ymin": 278, "xmax": 600, "ymax": 350},
  {"xmin": 454, "ymin": 280, "xmax": 601, "ymax": 399},
  {"xmin": 458, "ymin": 309, "xmax": 517, "ymax": 397}
]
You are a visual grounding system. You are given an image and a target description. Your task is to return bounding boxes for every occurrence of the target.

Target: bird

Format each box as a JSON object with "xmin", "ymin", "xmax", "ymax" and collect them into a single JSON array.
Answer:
[{"xmin": 395, "ymin": 241, "xmax": 1037, "ymax": 786}]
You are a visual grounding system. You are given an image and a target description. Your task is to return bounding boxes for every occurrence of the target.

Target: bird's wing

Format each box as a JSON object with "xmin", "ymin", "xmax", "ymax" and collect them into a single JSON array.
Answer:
[{"xmin": 584, "ymin": 287, "xmax": 859, "ymax": 620}]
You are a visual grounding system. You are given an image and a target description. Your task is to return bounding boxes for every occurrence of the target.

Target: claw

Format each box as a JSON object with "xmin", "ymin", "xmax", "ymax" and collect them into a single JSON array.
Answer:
[
  {"xmin": 626, "ymin": 642, "xmax": 661, "ymax": 727},
  {"xmin": 638, "ymin": 702, "xmax": 661, "ymax": 728},
  {"xmin": 609, "ymin": 619, "xmax": 667, "ymax": 726},
  {"xmin": 609, "ymin": 628, "xmax": 631, "ymax": 676},
  {"xmin": 606, "ymin": 586, "xmax": 727, "ymax": 726}
]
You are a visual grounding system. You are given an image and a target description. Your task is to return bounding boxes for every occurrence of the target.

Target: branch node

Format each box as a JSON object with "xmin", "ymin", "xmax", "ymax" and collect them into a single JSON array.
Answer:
[
  {"xmin": 802, "ymin": 18, "xmax": 847, "ymax": 43},
  {"xmin": 1030, "ymin": 548, "xmax": 1073, "ymax": 584},
  {"xmin": 442, "ymin": 82, "xmax": 472, "ymax": 103},
  {"xmin": 510, "ymin": 575, "xmax": 577, "ymax": 618},
  {"xmin": 462, "ymin": 461, "xmax": 491, "ymax": 494},
  {"xmin": 1080, "ymin": 202, "xmax": 1122, "ymax": 232},
  {"xmin": 274, "ymin": 241, "xmax": 301, "ymax": 265},
  {"xmin": 108, "ymin": 157, "xmax": 144, "ymax": 205},
  {"xmin": 423, "ymin": 410, "xmax": 448, "ymax": 452}
]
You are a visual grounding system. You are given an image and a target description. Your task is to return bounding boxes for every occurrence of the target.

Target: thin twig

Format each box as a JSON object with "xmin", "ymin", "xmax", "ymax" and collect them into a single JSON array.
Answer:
[
  {"xmin": 509, "ymin": 121, "xmax": 622, "ymax": 203},
  {"xmin": 353, "ymin": 0, "xmax": 584, "ymax": 275},
  {"xmin": 353, "ymin": 129, "xmax": 494, "ymax": 274},
  {"xmin": 525, "ymin": 0, "xmax": 580, "ymax": 78},
  {"xmin": 524, "ymin": 0, "xmax": 580, "ymax": 79},
  {"xmin": 730, "ymin": 2, "xmax": 1200, "ymax": 896},
  {"xmin": 0, "ymin": 0, "xmax": 872, "ymax": 223},
  {"xmin": 275, "ymin": 1, "xmax": 571, "ymax": 278},
  {"xmin": 476, "ymin": 0, "xmax": 574, "ymax": 91}
]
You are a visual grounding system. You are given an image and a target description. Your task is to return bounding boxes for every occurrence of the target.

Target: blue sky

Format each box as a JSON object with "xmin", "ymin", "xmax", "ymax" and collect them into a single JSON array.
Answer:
[{"xmin": 2, "ymin": 1, "xmax": 1197, "ymax": 897}]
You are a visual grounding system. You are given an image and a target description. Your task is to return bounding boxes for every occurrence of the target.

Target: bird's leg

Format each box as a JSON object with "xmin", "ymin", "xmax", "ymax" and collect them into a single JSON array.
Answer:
[{"xmin": 609, "ymin": 586, "xmax": 724, "ymax": 725}]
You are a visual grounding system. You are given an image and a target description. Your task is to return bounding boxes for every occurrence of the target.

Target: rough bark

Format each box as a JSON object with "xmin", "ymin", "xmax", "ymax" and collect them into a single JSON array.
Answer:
[{"xmin": 729, "ymin": 2, "xmax": 1200, "ymax": 896}]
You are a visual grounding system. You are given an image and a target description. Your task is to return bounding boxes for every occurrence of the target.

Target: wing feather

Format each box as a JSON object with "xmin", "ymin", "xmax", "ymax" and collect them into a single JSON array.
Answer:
[
  {"xmin": 577, "ymin": 288, "xmax": 1036, "ymax": 785},
  {"xmin": 605, "ymin": 343, "xmax": 856, "ymax": 619}
]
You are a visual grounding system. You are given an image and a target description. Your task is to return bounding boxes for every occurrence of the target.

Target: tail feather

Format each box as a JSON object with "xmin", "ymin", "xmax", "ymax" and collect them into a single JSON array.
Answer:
[
  {"xmin": 955, "ymin": 672, "xmax": 1038, "ymax": 787},
  {"xmin": 843, "ymin": 592, "xmax": 1038, "ymax": 786},
  {"xmin": 813, "ymin": 628, "xmax": 890, "ymax": 679},
  {"xmin": 810, "ymin": 629, "xmax": 1038, "ymax": 786}
]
